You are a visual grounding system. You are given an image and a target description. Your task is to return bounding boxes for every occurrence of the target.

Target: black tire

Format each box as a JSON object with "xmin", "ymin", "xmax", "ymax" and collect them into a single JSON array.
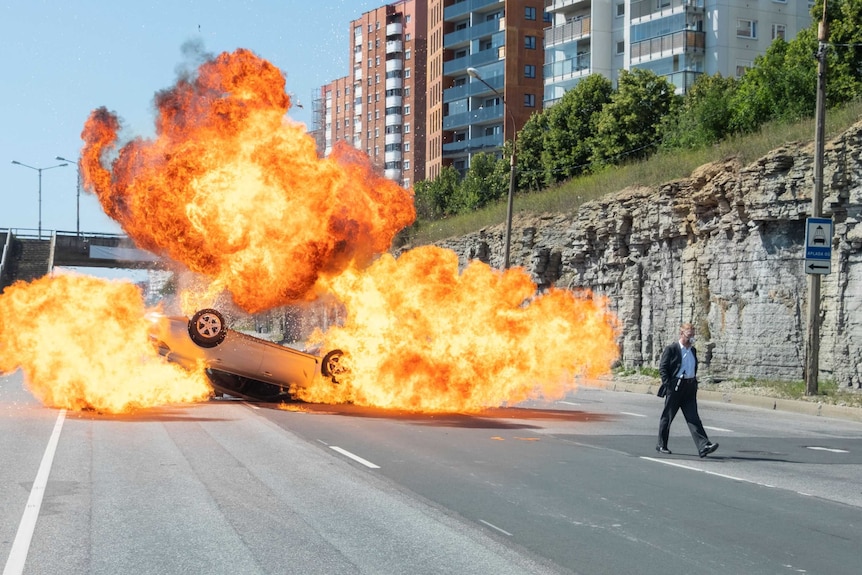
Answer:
[
  {"xmin": 321, "ymin": 349, "xmax": 347, "ymax": 383},
  {"xmin": 188, "ymin": 308, "xmax": 227, "ymax": 348}
]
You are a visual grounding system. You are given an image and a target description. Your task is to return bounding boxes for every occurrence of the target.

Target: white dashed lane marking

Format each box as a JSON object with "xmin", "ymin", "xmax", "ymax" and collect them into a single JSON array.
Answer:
[{"xmin": 329, "ymin": 446, "xmax": 381, "ymax": 469}]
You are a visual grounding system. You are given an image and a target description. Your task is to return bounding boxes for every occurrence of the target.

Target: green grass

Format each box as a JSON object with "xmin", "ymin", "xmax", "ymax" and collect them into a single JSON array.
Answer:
[{"xmin": 402, "ymin": 99, "xmax": 862, "ymax": 246}]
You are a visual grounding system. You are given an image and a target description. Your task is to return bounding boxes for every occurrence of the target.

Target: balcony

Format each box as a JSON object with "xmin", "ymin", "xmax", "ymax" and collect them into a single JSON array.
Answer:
[
  {"xmin": 354, "ymin": 68, "xmax": 362, "ymax": 81},
  {"xmin": 664, "ymin": 70, "xmax": 702, "ymax": 93},
  {"xmin": 444, "ymin": 0, "xmax": 502, "ymax": 21},
  {"xmin": 386, "ymin": 59, "xmax": 403, "ymax": 72},
  {"xmin": 386, "ymin": 22, "xmax": 402, "ymax": 36},
  {"xmin": 630, "ymin": 30, "xmax": 705, "ymax": 62},
  {"xmin": 385, "ymin": 95, "xmax": 402, "ymax": 108},
  {"xmin": 545, "ymin": 0, "xmax": 590, "ymax": 12},
  {"xmin": 386, "ymin": 76, "xmax": 403, "ymax": 90},
  {"xmin": 385, "ymin": 113, "xmax": 403, "ymax": 126},
  {"xmin": 442, "ymin": 133, "xmax": 504, "ymax": 153},
  {"xmin": 543, "ymin": 53, "xmax": 591, "ymax": 82},
  {"xmin": 443, "ymin": 47, "xmax": 501, "ymax": 76},
  {"xmin": 443, "ymin": 103, "xmax": 504, "ymax": 130},
  {"xmin": 544, "ymin": 17, "xmax": 591, "ymax": 48},
  {"xmin": 384, "ymin": 149, "xmax": 402, "ymax": 162},
  {"xmin": 443, "ymin": 74, "xmax": 503, "ymax": 103},
  {"xmin": 443, "ymin": 19, "xmax": 504, "ymax": 48},
  {"xmin": 630, "ymin": 0, "xmax": 704, "ymax": 23},
  {"xmin": 385, "ymin": 132, "xmax": 402, "ymax": 145},
  {"xmin": 386, "ymin": 40, "xmax": 403, "ymax": 54}
]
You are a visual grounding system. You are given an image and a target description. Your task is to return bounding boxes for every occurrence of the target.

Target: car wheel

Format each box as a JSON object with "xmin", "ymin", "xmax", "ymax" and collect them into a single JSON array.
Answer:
[
  {"xmin": 188, "ymin": 308, "xmax": 227, "ymax": 348},
  {"xmin": 321, "ymin": 349, "xmax": 347, "ymax": 383}
]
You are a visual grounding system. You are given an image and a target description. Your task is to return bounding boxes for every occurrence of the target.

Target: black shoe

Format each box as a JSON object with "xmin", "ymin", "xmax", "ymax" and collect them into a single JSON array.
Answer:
[
  {"xmin": 656, "ymin": 446, "xmax": 672, "ymax": 454},
  {"xmin": 699, "ymin": 443, "xmax": 719, "ymax": 458}
]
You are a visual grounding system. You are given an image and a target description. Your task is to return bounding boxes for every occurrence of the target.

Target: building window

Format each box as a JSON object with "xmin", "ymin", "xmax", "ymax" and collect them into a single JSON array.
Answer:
[
  {"xmin": 524, "ymin": 64, "xmax": 536, "ymax": 78},
  {"xmin": 735, "ymin": 61, "xmax": 752, "ymax": 77},
  {"xmin": 406, "ymin": 49, "xmax": 412, "ymax": 60},
  {"xmin": 616, "ymin": 3, "xmax": 625, "ymax": 16},
  {"xmin": 405, "ymin": 68, "xmax": 411, "ymax": 78},
  {"xmin": 375, "ymin": 127, "xmax": 379, "ymax": 137},
  {"xmin": 772, "ymin": 23, "xmax": 786, "ymax": 40},
  {"xmin": 404, "ymin": 104, "xmax": 411, "ymax": 115},
  {"xmin": 404, "ymin": 142, "xmax": 410, "ymax": 152},
  {"xmin": 525, "ymin": 6, "xmax": 536, "ymax": 20},
  {"xmin": 404, "ymin": 123, "xmax": 411, "ymax": 133},
  {"xmin": 617, "ymin": 41, "xmax": 625, "ymax": 55},
  {"xmin": 543, "ymin": 12, "xmax": 552, "ymax": 23},
  {"xmin": 736, "ymin": 19, "xmax": 757, "ymax": 39},
  {"xmin": 404, "ymin": 160, "xmax": 410, "ymax": 170},
  {"xmin": 524, "ymin": 93, "xmax": 536, "ymax": 107},
  {"xmin": 525, "ymin": 36, "xmax": 536, "ymax": 50},
  {"xmin": 354, "ymin": 25, "xmax": 362, "ymax": 37},
  {"xmin": 405, "ymin": 33, "xmax": 411, "ymax": 41}
]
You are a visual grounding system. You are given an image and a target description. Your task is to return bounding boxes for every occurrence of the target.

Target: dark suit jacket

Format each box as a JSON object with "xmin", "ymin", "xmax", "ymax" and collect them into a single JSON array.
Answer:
[{"xmin": 659, "ymin": 342, "xmax": 698, "ymax": 388}]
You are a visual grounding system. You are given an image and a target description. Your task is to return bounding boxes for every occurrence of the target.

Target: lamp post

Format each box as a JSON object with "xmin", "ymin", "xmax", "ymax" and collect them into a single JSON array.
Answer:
[
  {"xmin": 56, "ymin": 155, "xmax": 81, "ymax": 236},
  {"xmin": 11, "ymin": 160, "xmax": 68, "ymax": 239},
  {"xmin": 467, "ymin": 66, "xmax": 517, "ymax": 269}
]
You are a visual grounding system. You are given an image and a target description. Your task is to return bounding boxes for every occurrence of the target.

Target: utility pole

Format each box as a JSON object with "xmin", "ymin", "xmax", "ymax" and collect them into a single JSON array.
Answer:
[{"xmin": 805, "ymin": 1, "xmax": 829, "ymax": 396}]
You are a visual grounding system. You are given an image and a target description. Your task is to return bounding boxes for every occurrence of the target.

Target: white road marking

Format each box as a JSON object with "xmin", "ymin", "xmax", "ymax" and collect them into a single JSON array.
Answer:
[
  {"xmin": 330, "ymin": 446, "xmax": 380, "ymax": 469},
  {"xmin": 557, "ymin": 401, "xmax": 581, "ymax": 406},
  {"xmin": 3, "ymin": 410, "xmax": 66, "ymax": 575},
  {"xmin": 243, "ymin": 402, "xmax": 260, "ymax": 410},
  {"xmin": 704, "ymin": 425, "xmax": 733, "ymax": 433},
  {"xmin": 479, "ymin": 519, "xmax": 513, "ymax": 536},
  {"xmin": 641, "ymin": 456, "xmax": 776, "ymax": 488},
  {"xmin": 806, "ymin": 446, "xmax": 849, "ymax": 453},
  {"xmin": 619, "ymin": 411, "xmax": 647, "ymax": 418}
]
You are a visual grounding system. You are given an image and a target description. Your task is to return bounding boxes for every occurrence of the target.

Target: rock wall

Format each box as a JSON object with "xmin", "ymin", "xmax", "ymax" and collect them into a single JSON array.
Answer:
[{"xmin": 423, "ymin": 119, "xmax": 862, "ymax": 386}]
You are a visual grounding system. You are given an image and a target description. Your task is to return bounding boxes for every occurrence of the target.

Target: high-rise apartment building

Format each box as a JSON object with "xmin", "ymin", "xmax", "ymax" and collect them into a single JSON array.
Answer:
[
  {"xmin": 314, "ymin": 0, "xmax": 813, "ymax": 185},
  {"xmin": 543, "ymin": 0, "xmax": 812, "ymax": 106},
  {"xmin": 426, "ymin": 0, "xmax": 546, "ymax": 179},
  {"xmin": 313, "ymin": 0, "xmax": 427, "ymax": 189}
]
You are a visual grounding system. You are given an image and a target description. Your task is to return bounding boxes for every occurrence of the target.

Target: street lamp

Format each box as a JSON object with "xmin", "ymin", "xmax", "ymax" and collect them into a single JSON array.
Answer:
[
  {"xmin": 11, "ymin": 160, "xmax": 68, "ymax": 239},
  {"xmin": 56, "ymin": 155, "xmax": 81, "ymax": 236},
  {"xmin": 467, "ymin": 66, "xmax": 517, "ymax": 269}
]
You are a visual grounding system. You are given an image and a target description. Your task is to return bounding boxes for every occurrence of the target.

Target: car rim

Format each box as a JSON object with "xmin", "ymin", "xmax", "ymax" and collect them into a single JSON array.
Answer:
[{"xmin": 197, "ymin": 313, "xmax": 222, "ymax": 337}]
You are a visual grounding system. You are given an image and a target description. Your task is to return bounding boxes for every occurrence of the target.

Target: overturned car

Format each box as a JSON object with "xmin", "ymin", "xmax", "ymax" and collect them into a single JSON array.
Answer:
[{"xmin": 148, "ymin": 308, "xmax": 346, "ymax": 402}]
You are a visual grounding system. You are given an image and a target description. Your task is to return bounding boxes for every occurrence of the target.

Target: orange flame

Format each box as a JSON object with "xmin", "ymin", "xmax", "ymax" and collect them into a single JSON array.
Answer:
[
  {"xmin": 0, "ymin": 274, "xmax": 211, "ymax": 413},
  {"xmin": 79, "ymin": 48, "xmax": 414, "ymax": 313},
  {"xmin": 297, "ymin": 246, "xmax": 620, "ymax": 412}
]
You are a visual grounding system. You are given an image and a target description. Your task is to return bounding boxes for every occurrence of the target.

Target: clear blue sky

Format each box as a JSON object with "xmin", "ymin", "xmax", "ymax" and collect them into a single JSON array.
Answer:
[{"xmin": 2, "ymin": 0, "xmax": 382, "ymax": 234}]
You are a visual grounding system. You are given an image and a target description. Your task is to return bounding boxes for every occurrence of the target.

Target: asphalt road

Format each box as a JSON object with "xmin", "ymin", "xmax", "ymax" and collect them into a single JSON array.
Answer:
[{"xmin": 2, "ymin": 370, "xmax": 861, "ymax": 575}]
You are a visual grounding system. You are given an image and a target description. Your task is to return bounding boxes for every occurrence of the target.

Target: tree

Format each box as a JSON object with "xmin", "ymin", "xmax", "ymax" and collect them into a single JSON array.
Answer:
[
  {"xmin": 661, "ymin": 73, "xmax": 738, "ymax": 150},
  {"xmin": 413, "ymin": 165, "xmax": 462, "ymax": 219},
  {"xmin": 512, "ymin": 111, "xmax": 548, "ymax": 191},
  {"xmin": 590, "ymin": 69, "xmax": 678, "ymax": 165},
  {"xmin": 819, "ymin": 0, "xmax": 862, "ymax": 106},
  {"xmin": 458, "ymin": 152, "xmax": 509, "ymax": 211},
  {"xmin": 541, "ymin": 74, "xmax": 614, "ymax": 182}
]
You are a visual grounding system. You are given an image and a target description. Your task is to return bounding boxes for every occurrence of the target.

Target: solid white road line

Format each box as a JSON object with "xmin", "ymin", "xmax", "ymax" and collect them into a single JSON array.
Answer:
[
  {"xmin": 619, "ymin": 411, "xmax": 647, "ymax": 418},
  {"xmin": 479, "ymin": 519, "xmax": 513, "ymax": 537},
  {"xmin": 641, "ymin": 456, "xmax": 776, "ymax": 488},
  {"xmin": 3, "ymin": 410, "xmax": 66, "ymax": 575},
  {"xmin": 704, "ymin": 425, "xmax": 733, "ymax": 433},
  {"xmin": 557, "ymin": 401, "xmax": 581, "ymax": 406},
  {"xmin": 329, "ymin": 446, "xmax": 381, "ymax": 469}
]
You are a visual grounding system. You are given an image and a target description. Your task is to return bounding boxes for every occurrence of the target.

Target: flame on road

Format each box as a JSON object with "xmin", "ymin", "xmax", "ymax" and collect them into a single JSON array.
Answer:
[
  {"xmin": 298, "ymin": 246, "xmax": 620, "ymax": 412},
  {"xmin": 0, "ymin": 274, "xmax": 211, "ymax": 413}
]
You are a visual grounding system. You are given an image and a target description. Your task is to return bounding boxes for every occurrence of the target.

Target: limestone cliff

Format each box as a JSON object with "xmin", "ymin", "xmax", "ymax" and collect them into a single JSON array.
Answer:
[{"xmin": 426, "ymin": 119, "xmax": 862, "ymax": 386}]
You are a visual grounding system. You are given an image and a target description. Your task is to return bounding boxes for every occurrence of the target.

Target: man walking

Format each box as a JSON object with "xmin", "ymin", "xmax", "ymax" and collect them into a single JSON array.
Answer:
[{"xmin": 655, "ymin": 323, "xmax": 719, "ymax": 457}]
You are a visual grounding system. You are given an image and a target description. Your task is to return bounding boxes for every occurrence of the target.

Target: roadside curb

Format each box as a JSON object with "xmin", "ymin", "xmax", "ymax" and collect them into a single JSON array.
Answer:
[{"xmin": 602, "ymin": 380, "xmax": 862, "ymax": 424}]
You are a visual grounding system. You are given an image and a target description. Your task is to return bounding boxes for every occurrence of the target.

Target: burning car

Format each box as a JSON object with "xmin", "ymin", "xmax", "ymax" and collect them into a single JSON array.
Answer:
[{"xmin": 148, "ymin": 308, "xmax": 347, "ymax": 402}]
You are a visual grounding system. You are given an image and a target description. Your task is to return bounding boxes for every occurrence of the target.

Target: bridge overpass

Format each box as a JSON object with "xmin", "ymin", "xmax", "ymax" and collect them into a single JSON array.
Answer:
[{"xmin": 1, "ymin": 228, "xmax": 163, "ymax": 291}]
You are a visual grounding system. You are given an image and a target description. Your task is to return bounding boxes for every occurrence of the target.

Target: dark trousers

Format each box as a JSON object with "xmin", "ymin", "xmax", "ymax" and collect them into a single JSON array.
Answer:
[{"xmin": 657, "ymin": 379, "xmax": 710, "ymax": 452}]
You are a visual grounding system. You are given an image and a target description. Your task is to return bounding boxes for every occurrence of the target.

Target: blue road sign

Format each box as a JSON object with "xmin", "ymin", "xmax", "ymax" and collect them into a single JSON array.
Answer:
[{"xmin": 804, "ymin": 217, "xmax": 832, "ymax": 274}]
